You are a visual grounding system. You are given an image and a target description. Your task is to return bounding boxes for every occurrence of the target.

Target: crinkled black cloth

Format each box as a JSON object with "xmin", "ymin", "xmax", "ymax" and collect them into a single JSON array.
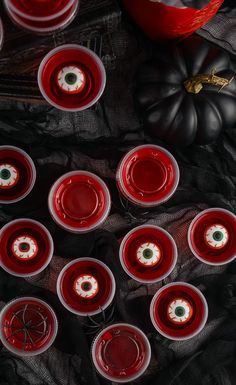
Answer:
[{"xmin": 1, "ymin": 1, "xmax": 236, "ymax": 385}]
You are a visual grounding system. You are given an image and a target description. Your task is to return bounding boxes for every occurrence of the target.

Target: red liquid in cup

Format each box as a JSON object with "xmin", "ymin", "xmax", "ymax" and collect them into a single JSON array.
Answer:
[
  {"xmin": 116, "ymin": 145, "xmax": 179, "ymax": 207},
  {"xmin": 92, "ymin": 323, "xmax": 151, "ymax": 383},
  {"xmin": 0, "ymin": 146, "xmax": 36, "ymax": 204},
  {"xmin": 48, "ymin": 171, "xmax": 111, "ymax": 233},
  {"xmin": 0, "ymin": 297, "xmax": 58, "ymax": 356},
  {"xmin": 188, "ymin": 208, "xmax": 236, "ymax": 266},
  {"xmin": 38, "ymin": 45, "xmax": 106, "ymax": 111},
  {"xmin": 57, "ymin": 258, "xmax": 116, "ymax": 316},
  {"xmin": 150, "ymin": 282, "xmax": 208, "ymax": 340},
  {"xmin": 119, "ymin": 225, "xmax": 177, "ymax": 283},
  {"xmin": 4, "ymin": 0, "xmax": 79, "ymax": 34},
  {"xmin": 0, "ymin": 219, "xmax": 53, "ymax": 277}
]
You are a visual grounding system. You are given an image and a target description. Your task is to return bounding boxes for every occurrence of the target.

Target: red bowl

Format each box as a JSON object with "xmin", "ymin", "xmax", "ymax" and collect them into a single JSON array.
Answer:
[
  {"xmin": 92, "ymin": 323, "xmax": 151, "ymax": 383},
  {"xmin": 150, "ymin": 282, "xmax": 208, "ymax": 340},
  {"xmin": 0, "ymin": 145, "xmax": 36, "ymax": 204},
  {"xmin": 4, "ymin": 0, "xmax": 79, "ymax": 34},
  {"xmin": 0, "ymin": 219, "xmax": 53, "ymax": 277},
  {"xmin": 116, "ymin": 145, "xmax": 179, "ymax": 207},
  {"xmin": 0, "ymin": 297, "xmax": 58, "ymax": 356},
  {"xmin": 119, "ymin": 225, "xmax": 177, "ymax": 283},
  {"xmin": 188, "ymin": 208, "xmax": 236, "ymax": 266},
  {"xmin": 57, "ymin": 258, "xmax": 116, "ymax": 316},
  {"xmin": 48, "ymin": 171, "xmax": 111, "ymax": 233},
  {"xmin": 38, "ymin": 44, "xmax": 106, "ymax": 111}
]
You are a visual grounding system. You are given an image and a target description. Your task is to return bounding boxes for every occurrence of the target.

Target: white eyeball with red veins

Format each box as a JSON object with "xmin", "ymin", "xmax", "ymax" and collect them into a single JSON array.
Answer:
[
  {"xmin": 0, "ymin": 164, "xmax": 19, "ymax": 188},
  {"xmin": 167, "ymin": 298, "xmax": 193, "ymax": 324},
  {"xmin": 204, "ymin": 224, "xmax": 229, "ymax": 249},
  {"xmin": 74, "ymin": 275, "xmax": 99, "ymax": 299},
  {"xmin": 12, "ymin": 236, "xmax": 38, "ymax": 260},
  {"xmin": 136, "ymin": 242, "xmax": 161, "ymax": 266},
  {"xmin": 57, "ymin": 65, "xmax": 86, "ymax": 94}
]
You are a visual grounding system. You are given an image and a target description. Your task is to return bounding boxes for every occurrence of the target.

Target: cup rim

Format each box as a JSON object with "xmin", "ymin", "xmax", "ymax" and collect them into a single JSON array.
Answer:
[
  {"xmin": 91, "ymin": 322, "xmax": 151, "ymax": 383},
  {"xmin": 119, "ymin": 224, "xmax": 178, "ymax": 283},
  {"xmin": 0, "ymin": 218, "xmax": 54, "ymax": 277},
  {"xmin": 116, "ymin": 144, "xmax": 180, "ymax": 207},
  {"xmin": 5, "ymin": 0, "xmax": 76, "ymax": 22},
  {"xmin": 37, "ymin": 44, "xmax": 106, "ymax": 111},
  {"xmin": 56, "ymin": 257, "xmax": 116, "ymax": 316},
  {"xmin": 0, "ymin": 145, "xmax": 36, "ymax": 204},
  {"xmin": 5, "ymin": 0, "xmax": 78, "ymax": 33},
  {"xmin": 187, "ymin": 207, "xmax": 236, "ymax": 266},
  {"xmin": 0, "ymin": 296, "xmax": 58, "ymax": 356},
  {"xmin": 48, "ymin": 170, "xmax": 111, "ymax": 233},
  {"xmin": 150, "ymin": 281, "xmax": 208, "ymax": 341}
]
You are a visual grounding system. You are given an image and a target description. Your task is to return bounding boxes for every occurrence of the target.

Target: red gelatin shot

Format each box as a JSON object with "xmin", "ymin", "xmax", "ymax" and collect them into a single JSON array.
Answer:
[
  {"xmin": 0, "ymin": 297, "xmax": 58, "ymax": 356},
  {"xmin": 0, "ymin": 219, "xmax": 53, "ymax": 277},
  {"xmin": 188, "ymin": 208, "xmax": 236, "ymax": 266},
  {"xmin": 119, "ymin": 225, "xmax": 177, "ymax": 283},
  {"xmin": 4, "ymin": 0, "xmax": 79, "ymax": 34},
  {"xmin": 150, "ymin": 282, "xmax": 208, "ymax": 340},
  {"xmin": 92, "ymin": 323, "xmax": 151, "ymax": 383},
  {"xmin": 48, "ymin": 171, "xmax": 111, "ymax": 233},
  {"xmin": 38, "ymin": 44, "xmax": 106, "ymax": 111},
  {"xmin": 57, "ymin": 258, "xmax": 116, "ymax": 316},
  {"xmin": 0, "ymin": 146, "xmax": 36, "ymax": 204},
  {"xmin": 116, "ymin": 144, "xmax": 179, "ymax": 207}
]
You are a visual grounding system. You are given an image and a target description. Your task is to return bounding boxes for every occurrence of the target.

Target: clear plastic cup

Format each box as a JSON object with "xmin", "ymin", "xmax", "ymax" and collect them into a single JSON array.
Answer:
[
  {"xmin": 38, "ymin": 44, "xmax": 106, "ymax": 111},
  {"xmin": 0, "ymin": 145, "xmax": 36, "ymax": 204},
  {"xmin": 4, "ymin": 0, "xmax": 79, "ymax": 34},
  {"xmin": 48, "ymin": 170, "xmax": 111, "ymax": 233},
  {"xmin": 0, "ymin": 218, "xmax": 54, "ymax": 277},
  {"xmin": 57, "ymin": 257, "xmax": 116, "ymax": 316},
  {"xmin": 119, "ymin": 225, "xmax": 178, "ymax": 283},
  {"xmin": 92, "ymin": 323, "xmax": 151, "ymax": 383},
  {"xmin": 0, "ymin": 18, "xmax": 4, "ymax": 51},
  {"xmin": 150, "ymin": 282, "xmax": 208, "ymax": 340},
  {"xmin": 116, "ymin": 144, "xmax": 180, "ymax": 207},
  {"xmin": 0, "ymin": 297, "xmax": 58, "ymax": 356},
  {"xmin": 188, "ymin": 208, "xmax": 236, "ymax": 266}
]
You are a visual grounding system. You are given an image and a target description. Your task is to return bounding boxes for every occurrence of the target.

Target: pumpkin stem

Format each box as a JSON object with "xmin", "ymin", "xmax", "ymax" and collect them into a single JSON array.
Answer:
[{"xmin": 184, "ymin": 68, "xmax": 235, "ymax": 94}]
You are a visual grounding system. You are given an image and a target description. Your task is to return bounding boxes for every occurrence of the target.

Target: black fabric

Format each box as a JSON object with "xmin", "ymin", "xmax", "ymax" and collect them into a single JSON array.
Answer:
[{"xmin": 0, "ymin": 1, "xmax": 236, "ymax": 385}]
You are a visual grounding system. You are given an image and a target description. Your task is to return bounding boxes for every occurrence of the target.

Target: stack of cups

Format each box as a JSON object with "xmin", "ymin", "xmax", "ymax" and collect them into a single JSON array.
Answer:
[{"xmin": 4, "ymin": 0, "xmax": 79, "ymax": 34}]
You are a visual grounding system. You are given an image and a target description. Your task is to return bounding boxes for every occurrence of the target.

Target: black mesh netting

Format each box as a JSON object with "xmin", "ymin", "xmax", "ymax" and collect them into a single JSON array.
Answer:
[{"xmin": 0, "ymin": 1, "xmax": 236, "ymax": 385}]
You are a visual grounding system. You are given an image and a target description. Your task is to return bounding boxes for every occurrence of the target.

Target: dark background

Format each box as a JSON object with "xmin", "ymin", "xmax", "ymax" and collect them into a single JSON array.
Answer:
[{"xmin": 0, "ymin": 1, "xmax": 236, "ymax": 384}]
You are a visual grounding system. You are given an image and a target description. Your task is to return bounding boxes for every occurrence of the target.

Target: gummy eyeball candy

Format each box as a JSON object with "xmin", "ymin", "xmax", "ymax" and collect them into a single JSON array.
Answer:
[
  {"xmin": 167, "ymin": 298, "xmax": 193, "ymax": 324},
  {"xmin": 74, "ymin": 274, "xmax": 99, "ymax": 299},
  {"xmin": 57, "ymin": 65, "xmax": 86, "ymax": 94},
  {"xmin": 204, "ymin": 224, "xmax": 229, "ymax": 249},
  {"xmin": 11, "ymin": 236, "xmax": 38, "ymax": 260},
  {"xmin": 0, "ymin": 164, "xmax": 19, "ymax": 189},
  {"xmin": 136, "ymin": 242, "xmax": 161, "ymax": 266}
]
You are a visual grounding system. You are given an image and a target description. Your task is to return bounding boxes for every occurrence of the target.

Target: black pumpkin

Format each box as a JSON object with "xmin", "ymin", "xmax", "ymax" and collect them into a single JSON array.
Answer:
[{"xmin": 135, "ymin": 36, "xmax": 236, "ymax": 146}]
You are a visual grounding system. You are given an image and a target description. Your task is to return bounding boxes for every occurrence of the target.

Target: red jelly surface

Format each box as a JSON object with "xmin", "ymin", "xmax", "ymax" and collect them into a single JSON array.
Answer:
[
  {"xmin": 7, "ymin": 1, "xmax": 78, "ymax": 32},
  {"xmin": 92, "ymin": 323, "xmax": 151, "ymax": 382},
  {"xmin": 0, "ymin": 146, "xmax": 35, "ymax": 203},
  {"xmin": 116, "ymin": 145, "xmax": 179, "ymax": 207},
  {"xmin": 188, "ymin": 208, "xmax": 236, "ymax": 265},
  {"xmin": 0, "ymin": 219, "xmax": 53, "ymax": 277},
  {"xmin": 0, "ymin": 297, "xmax": 57, "ymax": 355},
  {"xmin": 151, "ymin": 283, "xmax": 208, "ymax": 340},
  {"xmin": 49, "ymin": 171, "xmax": 110, "ymax": 232},
  {"xmin": 57, "ymin": 258, "xmax": 115, "ymax": 316},
  {"xmin": 120, "ymin": 225, "xmax": 177, "ymax": 283},
  {"xmin": 9, "ymin": 0, "xmax": 73, "ymax": 18},
  {"xmin": 38, "ymin": 45, "xmax": 105, "ymax": 110}
]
